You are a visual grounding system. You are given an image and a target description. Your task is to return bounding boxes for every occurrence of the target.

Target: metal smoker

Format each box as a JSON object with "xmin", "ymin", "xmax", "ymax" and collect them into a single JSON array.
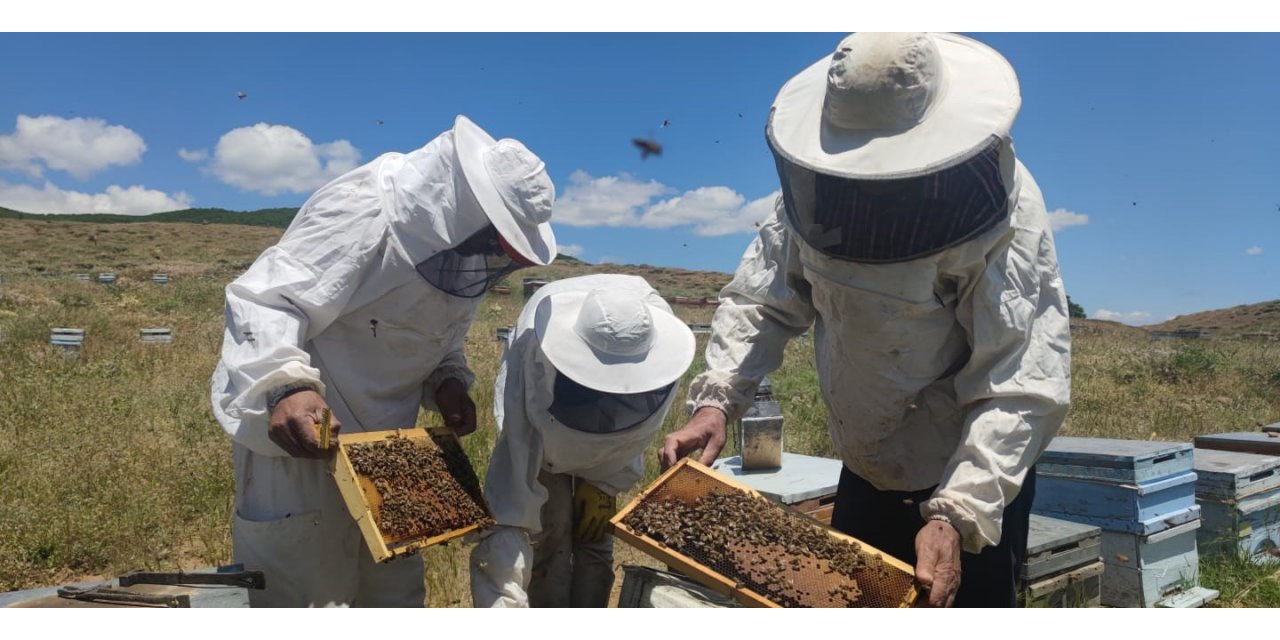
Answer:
[{"xmin": 737, "ymin": 376, "xmax": 783, "ymax": 471}]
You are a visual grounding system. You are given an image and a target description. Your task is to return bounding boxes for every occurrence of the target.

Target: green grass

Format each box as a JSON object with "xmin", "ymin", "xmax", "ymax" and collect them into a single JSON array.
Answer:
[{"xmin": 2, "ymin": 216, "xmax": 1280, "ymax": 606}]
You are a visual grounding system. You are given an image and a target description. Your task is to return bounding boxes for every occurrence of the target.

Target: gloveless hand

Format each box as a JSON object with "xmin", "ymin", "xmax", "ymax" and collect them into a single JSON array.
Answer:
[
  {"xmin": 268, "ymin": 390, "xmax": 341, "ymax": 458},
  {"xmin": 435, "ymin": 378, "xmax": 477, "ymax": 437},
  {"xmin": 658, "ymin": 406, "xmax": 728, "ymax": 470},
  {"xmin": 914, "ymin": 519, "xmax": 962, "ymax": 607}
]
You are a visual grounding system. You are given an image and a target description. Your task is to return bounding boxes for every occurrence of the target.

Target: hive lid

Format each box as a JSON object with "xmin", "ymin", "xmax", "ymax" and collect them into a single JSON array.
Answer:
[
  {"xmin": 1193, "ymin": 448, "xmax": 1280, "ymax": 501},
  {"xmin": 712, "ymin": 452, "xmax": 843, "ymax": 504}
]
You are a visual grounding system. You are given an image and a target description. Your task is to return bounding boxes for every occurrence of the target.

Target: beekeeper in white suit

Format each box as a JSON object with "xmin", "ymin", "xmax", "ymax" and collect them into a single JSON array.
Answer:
[
  {"xmin": 471, "ymin": 274, "xmax": 695, "ymax": 607},
  {"xmin": 210, "ymin": 115, "xmax": 557, "ymax": 607},
  {"xmin": 661, "ymin": 33, "xmax": 1071, "ymax": 608}
]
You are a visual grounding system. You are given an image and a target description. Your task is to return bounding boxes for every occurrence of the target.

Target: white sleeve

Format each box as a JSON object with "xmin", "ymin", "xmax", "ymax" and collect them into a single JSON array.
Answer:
[
  {"xmin": 483, "ymin": 333, "xmax": 550, "ymax": 534},
  {"xmin": 469, "ymin": 525, "xmax": 532, "ymax": 608},
  {"xmin": 211, "ymin": 182, "xmax": 386, "ymax": 456},
  {"xmin": 686, "ymin": 199, "xmax": 817, "ymax": 422},
  {"xmin": 421, "ymin": 347, "xmax": 478, "ymax": 413},
  {"xmin": 921, "ymin": 174, "xmax": 1072, "ymax": 554}
]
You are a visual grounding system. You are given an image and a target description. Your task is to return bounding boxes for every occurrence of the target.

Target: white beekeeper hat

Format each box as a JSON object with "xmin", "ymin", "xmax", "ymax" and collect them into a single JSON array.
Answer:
[
  {"xmin": 533, "ymin": 287, "xmax": 696, "ymax": 395},
  {"xmin": 767, "ymin": 32, "xmax": 1021, "ymax": 179},
  {"xmin": 453, "ymin": 114, "xmax": 557, "ymax": 265}
]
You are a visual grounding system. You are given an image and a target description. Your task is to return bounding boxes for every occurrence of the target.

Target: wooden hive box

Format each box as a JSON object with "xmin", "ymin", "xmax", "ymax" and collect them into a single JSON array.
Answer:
[
  {"xmin": 611, "ymin": 458, "xmax": 918, "ymax": 608},
  {"xmin": 1194, "ymin": 448, "xmax": 1280, "ymax": 564},
  {"xmin": 330, "ymin": 427, "xmax": 493, "ymax": 563},
  {"xmin": 1096, "ymin": 512, "xmax": 1216, "ymax": 607},
  {"xmin": 1194, "ymin": 432, "xmax": 1280, "ymax": 457},
  {"xmin": 1033, "ymin": 471, "xmax": 1199, "ymax": 535},
  {"xmin": 50, "ymin": 327, "xmax": 85, "ymax": 350},
  {"xmin": 1038, "ymin": 437, "xmax": 1193, "ymax": 485},
  {"xmin": 73, "ymin": 273, "xmax": 91, "ymax": 282},
  {"xmin": 152, "ymin": 273, "xmax": 169, "ymax": 285},
  {"xmin": 711, "ymin": 452, "xmax": 841, "ymax": 525},
  {"xmin": 97, "ymin": 272, "xmax": 117, "ymax": 284},
  {"xmin": 1033, "ymin": 437, "xmax": 1199, "ymax": 535},
  {"xmin": 140, "ymin": 328, "xmax": 172, "ymax": 344}
]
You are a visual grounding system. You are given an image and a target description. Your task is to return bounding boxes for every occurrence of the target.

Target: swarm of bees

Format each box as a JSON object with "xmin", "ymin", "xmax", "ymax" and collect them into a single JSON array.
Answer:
[
  {"xmin": 347, "ymin": 434, "xmax": 492, "ymax": 541},
  {"xmin": 623, "ymin": 489, "xmax": 885, "ymax": 607}
]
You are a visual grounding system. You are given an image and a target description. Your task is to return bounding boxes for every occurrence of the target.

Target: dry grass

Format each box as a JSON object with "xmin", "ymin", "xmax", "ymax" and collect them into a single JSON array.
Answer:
[{"xmin": 2, "ymin": 217, "xmax": 1279, "ymax": 606}]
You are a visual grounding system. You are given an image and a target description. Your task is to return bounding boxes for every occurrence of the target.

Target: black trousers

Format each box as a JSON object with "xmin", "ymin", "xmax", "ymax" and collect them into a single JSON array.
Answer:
[{"xmin": 829, "ymin": 465, "xmax": 1036, "ymax": 608}]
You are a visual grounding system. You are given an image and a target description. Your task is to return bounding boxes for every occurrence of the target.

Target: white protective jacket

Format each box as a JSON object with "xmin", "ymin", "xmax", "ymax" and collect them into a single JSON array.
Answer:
[
  {"xmin": 688, "ymin": 161, "xmax": 1071, "ymax": 554},
  {"xmin": 470, "ymin": 274, "xmax": 679, "ymax": 607},
  {"xmin": 211, "ymin": 129, "xmax": 487, "ymax": 455}
]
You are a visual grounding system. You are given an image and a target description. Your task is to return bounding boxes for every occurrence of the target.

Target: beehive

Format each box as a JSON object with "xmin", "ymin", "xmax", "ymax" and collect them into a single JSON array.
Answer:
[
  {"xmin": 330, "ymin": 427, "xmax": 493, "ymax": 563},
  {"xmin": 611, "ymin": 459, "xmax": 917, "ymax": 608}
]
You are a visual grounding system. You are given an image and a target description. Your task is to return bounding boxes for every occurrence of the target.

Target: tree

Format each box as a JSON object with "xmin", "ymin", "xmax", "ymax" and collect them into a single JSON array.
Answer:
[{"xmin": 1067, "ymin": 296, "xmax": 1087, "ymax": 320}]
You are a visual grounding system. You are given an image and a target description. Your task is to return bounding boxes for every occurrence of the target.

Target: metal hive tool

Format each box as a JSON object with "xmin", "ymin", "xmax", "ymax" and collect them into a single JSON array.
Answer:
[{"xmin": 612, "ymin": 459, "xmax": 919, "ymax": 608}]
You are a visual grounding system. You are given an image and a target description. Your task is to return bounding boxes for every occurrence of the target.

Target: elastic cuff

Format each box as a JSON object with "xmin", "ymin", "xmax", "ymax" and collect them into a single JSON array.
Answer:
[
  {"xmin": 920, "ymin": 498, "xmax": 985, "ymax": 554},
  {"xmin": 427, "ymin": 365, "xmax": 474, "ymax": 392},
  {"xmin": 266, "ymin": 381, "xmax": 321, "ymax": 412}
]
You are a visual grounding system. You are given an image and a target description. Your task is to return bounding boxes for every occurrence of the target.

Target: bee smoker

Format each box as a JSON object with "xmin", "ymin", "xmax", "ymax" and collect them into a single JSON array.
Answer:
[{"xmin": 737, "ymin": 376, "xmax": 783, "ymax": 470}]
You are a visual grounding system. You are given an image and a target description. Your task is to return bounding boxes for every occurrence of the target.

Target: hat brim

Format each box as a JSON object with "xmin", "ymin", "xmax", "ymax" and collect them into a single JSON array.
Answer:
[
  {"xmin": 768, "ymin": 33, "xmax": 1020, "ymax": 179},
  {"xmin": 454, "ymin": 114, "xmax": 557, "ymax": 265},
  {"xmin": 532, "ymin": 291, "xmax": 696, "ymax": 395}
]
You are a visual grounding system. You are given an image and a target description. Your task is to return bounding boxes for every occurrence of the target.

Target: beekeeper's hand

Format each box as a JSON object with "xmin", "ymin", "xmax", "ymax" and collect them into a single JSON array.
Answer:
[
  {"xmin": 573, "ymin": 478, "xmax": 616, "ymax": 543},
  {"xmin": 269, "ymin": 390, "xmax": 341, "ymax": 458},
  {"xmin": 658, "ymin": 406, "xmax": 727, "ymax": 470},
  {"xmin": 435, "ymin": 378, "xmax": 478, "ymax": 437},
  {"xmin": 914, "ymin": 518, "xmax": 962, "ymax": 607}
]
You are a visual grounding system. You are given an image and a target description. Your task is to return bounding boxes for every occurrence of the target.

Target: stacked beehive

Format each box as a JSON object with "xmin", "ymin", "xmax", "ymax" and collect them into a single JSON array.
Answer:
[
  {"xmin": 1193, "ymin": 446, "xmax": 1280, "ymax": 565},
  {"xmin": 1020, "ymin": 514, "xmax": 1103, "ymax": 607},
  {"xmin": 1031, "ymin": 437, "xmax": 1218, "ymax": 607}
]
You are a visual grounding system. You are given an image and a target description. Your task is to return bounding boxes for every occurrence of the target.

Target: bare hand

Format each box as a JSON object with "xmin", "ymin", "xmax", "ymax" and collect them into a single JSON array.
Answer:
[
  {"xmin": 658, "ymin": 406, "xmax": 728, "ymax": 470},
  {"xmin": 435, "ymin": 378, "xmax": 477, "ymax": 437},
  {"xmin": 268, "ymin": 390, "xmax": 340, "ymax": 458},
  {"xmin": 914, "ymin": 519, "xmax": 962, "ymax": 607}
]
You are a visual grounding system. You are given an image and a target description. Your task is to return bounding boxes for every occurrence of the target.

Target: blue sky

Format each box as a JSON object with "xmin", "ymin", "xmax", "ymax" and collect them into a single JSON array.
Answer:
[{"xmin": 1, "ymin": 32, "xmax": 1277, "ymax": 325}]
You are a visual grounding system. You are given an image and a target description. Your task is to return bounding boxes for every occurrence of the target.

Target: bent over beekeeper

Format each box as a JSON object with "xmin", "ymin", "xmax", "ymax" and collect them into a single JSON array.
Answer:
[
  {"xmin": 660, "ymin": 32, "xmax": 1072, "ymax": 608},
  {"xmin": 471, "ymin": 274, "xmax": 696, "ymax": 607},
  {"xmin": 210, "ymin": 115, "xmax": 557, "ymax": 607}
]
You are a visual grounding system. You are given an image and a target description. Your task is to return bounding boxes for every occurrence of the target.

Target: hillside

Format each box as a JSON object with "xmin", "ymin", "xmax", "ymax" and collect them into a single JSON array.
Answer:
[
  {"xmin": 0, "ymin": 206, "xmax": 299, "ymax": 228},
  {"xmin": 1146, "ymin": 299, "xmax": 1280, "ymax": 338},
  {"xmin": 0, "ymin": 216, "xmax": 731, "ymax": 298}
]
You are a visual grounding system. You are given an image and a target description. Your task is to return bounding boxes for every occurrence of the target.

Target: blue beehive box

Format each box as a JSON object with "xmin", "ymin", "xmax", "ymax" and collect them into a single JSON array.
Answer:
[
  {"xmin": 1034, "ymin": 438, "xmax": 1198, "ymax": 535},
  {"xmin": 1098, "ymin": 508, "xmax": 1213, "ymax": 607},
  {"xmin": 1195, "ymin": 432, "xmax": 1280, "ymax": 457},
  {"xmin": 1037, "ymin": 437, "xmax": 1193, "ymax": 484},
  {"xmin": 1034, "ymin": 471, "xmax": 1199, "ymax": 535},
  {"xmin": 1020, "ymin": 514, "xmax": 1103, "ymax": 607},
  {"xmin": 1194, "ymin": 448, "xmax": 1280, "ymax": 564}
]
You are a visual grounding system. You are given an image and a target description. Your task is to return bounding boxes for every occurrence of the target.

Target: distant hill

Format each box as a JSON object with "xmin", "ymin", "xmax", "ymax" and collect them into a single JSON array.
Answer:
[
  {"xmin": 1145, "ymin": 299, "xmax": 1280, "ymax": 337},
  {"xmin": 0, "ymin": 206, "xmax": 298, "ymax": 228}
]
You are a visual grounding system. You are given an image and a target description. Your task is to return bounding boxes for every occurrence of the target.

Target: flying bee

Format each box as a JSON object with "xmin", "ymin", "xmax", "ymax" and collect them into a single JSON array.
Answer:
[{"xmin": 632, "ymin": 138, "xmax": 662, "ymax": 159}]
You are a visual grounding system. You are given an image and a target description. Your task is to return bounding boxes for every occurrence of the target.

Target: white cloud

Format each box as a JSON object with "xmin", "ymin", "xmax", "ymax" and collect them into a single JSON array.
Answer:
[
  {"xmin": 205, "ymin": 123, "xmax": 360, "ymax": 196},
  {"xmin": 558, "ymin": 243, "xmax": 585, "ymax": 258},
  {"xmin": 0, "ymin": 114, "xmax": 147, "ymax": 180},
  {"xmin": 596, "ymin": 255, "xmax": 622, "ymax": 264},
  {"xmin": 0, "ymin": 179, "xmax": 193, "ymax": 215},
  {"xmin": 178, "ymin": 147, "xmax": 208, "ymax": 163},
  {"xmin": 1246, "ymin": 246, "xmax": 1263, "ymax": 256},
  {"xmin": 1094, "ymin": 308, "xmax": 1152, "ymax": 325},
  {"xmin": 554, "ymin": 170, "xmax": 778, "ymax": 236},
  {"xmin": 1047, "ymin": 208, "xmax": 1089, "ymax": 232}
]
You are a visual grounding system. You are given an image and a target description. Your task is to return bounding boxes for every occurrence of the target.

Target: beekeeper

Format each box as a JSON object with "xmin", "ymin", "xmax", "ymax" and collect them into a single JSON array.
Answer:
[
  {"xmin": 471, "ymin": 274, "xmax": 696, "ymax": 607},
  {"xmin": 660, "ymin": 33, "xmax": 1071, "ymax": 608},
  {"xmin": 210, "ymin": 115, "xmax": 557, "ymax": 607}
]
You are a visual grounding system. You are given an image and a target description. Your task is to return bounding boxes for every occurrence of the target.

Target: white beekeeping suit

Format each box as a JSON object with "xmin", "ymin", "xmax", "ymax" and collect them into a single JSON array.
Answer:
[
  {"xmin": 210, "ymin": 115, "xmax": 556, "ymax": 607},
  {"xmin": 471, "ymin": 274, "xmax": 695, "ymax": 607},
  {"xmin": 665, "ymin": 33, "xmax": 1071, "ymax": 608}
]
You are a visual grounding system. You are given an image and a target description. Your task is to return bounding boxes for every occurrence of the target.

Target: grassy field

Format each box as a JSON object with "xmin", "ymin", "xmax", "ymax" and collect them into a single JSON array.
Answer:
[{"xmin": 2, "ymin": 216, "xmax": 1279, "ymax": 606}]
